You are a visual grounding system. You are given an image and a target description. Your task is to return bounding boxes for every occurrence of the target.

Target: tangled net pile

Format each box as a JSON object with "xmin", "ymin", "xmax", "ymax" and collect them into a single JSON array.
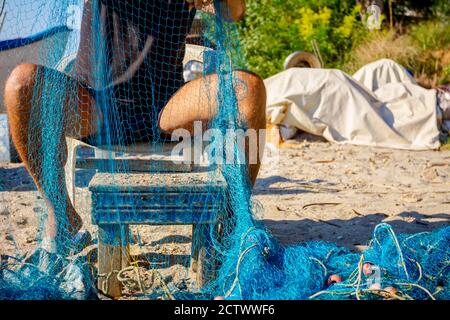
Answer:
[{"xmin": 0, "ymin": 0, "xmax": 449, "ymax": 300}]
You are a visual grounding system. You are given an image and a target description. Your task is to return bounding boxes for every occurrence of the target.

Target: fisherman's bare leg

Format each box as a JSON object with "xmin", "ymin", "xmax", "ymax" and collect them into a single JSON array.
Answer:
[
  {"xmin": 4, "ymin": 63, "xmax": 98, "ymax": 240},
  {"xmin": 159, "ymin": 70, "xmax": 267, "ymax": 186}
]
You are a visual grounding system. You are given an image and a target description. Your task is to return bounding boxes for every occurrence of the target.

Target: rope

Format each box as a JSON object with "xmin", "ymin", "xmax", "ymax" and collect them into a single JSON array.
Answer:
[{"xmin": 224, "ymin": 244, "xmax": 258, "ymax": 298}]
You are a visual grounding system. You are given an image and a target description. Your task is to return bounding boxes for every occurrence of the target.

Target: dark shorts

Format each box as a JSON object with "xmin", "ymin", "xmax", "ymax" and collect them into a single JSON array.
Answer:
[
  {"xmin": 80, "ymin": 81, "xmax": 175, "ymax": 146},
  {"xmin": 75, "ymin": 0, "xmax": 193, "ymax": 147}
]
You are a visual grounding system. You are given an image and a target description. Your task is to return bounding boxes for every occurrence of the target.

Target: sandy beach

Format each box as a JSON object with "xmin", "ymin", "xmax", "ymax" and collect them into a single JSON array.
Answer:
[{"xmin": 1, "ymin": 133, "xmax": 449, "ymax": 296}]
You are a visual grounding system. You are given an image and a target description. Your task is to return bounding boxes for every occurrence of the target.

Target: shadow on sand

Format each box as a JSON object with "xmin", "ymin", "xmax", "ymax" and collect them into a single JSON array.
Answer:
[{"xmin": 263, "ymin": 210, "xmax": 450, "ymax": 251}]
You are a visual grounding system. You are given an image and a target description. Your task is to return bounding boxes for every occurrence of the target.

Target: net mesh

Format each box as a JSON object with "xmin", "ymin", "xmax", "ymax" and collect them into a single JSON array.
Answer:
[{"xmin": 0, "ymin": 0, "xmax": 449, "ymax": 300}]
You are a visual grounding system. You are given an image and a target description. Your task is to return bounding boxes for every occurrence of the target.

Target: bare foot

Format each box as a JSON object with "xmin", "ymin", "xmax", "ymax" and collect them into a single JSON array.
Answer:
[{"xmin": 41, "ymin": 204, "xmax": 83, "ymax": 253}]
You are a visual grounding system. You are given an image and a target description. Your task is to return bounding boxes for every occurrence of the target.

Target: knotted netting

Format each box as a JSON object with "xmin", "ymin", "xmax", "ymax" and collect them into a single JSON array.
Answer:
[{"xmin": 0, "ymin": 0, "xmax": 449, "ymax": 300}]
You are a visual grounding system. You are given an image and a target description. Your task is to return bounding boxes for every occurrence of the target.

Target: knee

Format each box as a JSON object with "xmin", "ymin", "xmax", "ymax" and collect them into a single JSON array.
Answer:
[
  {"xmin": 4, "ymin": 63, "xmax": 39, "ymax": 114},
  {"xmin": 234, "ymin": 70, "xmax": 267, "ymax": 128}
]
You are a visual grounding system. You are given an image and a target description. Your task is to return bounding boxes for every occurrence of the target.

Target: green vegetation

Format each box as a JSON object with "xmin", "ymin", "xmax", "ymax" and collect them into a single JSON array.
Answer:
[
  {"xmin": 238, "ymin": 0, "xmax": 450, "ymax": 86},
  {"xmin": 238, "ymin": 0, "xmax": 367, "ymax": 78},
  {"xmin": 441, "ymin": 137, "xmax": 450, "ymax": 150}
]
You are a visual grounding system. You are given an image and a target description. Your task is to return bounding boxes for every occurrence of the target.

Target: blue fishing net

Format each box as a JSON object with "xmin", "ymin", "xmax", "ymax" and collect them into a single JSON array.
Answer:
[{"xmin": 0, "ymin": 0, "xmax": 449, "ymax": 300}]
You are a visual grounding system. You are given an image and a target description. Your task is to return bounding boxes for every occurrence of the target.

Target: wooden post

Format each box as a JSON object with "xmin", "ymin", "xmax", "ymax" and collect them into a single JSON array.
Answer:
[
  {"xmin": 97, "ymin": 224, "xmax": 129, "ymax": 298},
  {"xmin": 190, "ymin": 225, "xmax": 199, "ymax": 274},
  {"xmin": 192, "ymin": 223, "xmax": 215, "ymax": 287},
  {"xmin": 388, "ymin": 0, "xmax": 394, "ymax": 29}
]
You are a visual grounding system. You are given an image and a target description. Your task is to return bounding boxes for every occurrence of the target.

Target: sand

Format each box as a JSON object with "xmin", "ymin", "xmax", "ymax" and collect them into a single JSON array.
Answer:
[{"xmin": 1, "ymin": 133, "xmax": 449, "ymax": 297}]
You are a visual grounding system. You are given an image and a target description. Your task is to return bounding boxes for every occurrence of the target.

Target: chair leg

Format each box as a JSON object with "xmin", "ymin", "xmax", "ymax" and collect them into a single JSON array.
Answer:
[
  {"xmin": 190, "ymin": 224, "xmax": 200, "ymax": 273},
  {"xmin": 192, "ymin": 223, "xmax": 215, "ymax": 288},
  {"xmin": 97, "ymin": 224, "xmax": 129, "ymax": 299}
]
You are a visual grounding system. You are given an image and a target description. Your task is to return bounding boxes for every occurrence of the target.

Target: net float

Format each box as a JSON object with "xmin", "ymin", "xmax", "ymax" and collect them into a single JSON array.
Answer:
[
  {"xmin": 383, "ymin": 286, "xmax": 398, "ymax": 296},
  {"xmin": 369, "ymin": 283, "xmax": 381, "ymax": 290},
  {"xmin": 327, "ymin": 274, "xmax": 342, "ymax": 286},
  {"xmin": 363, "ymin": 262, "xmax": 375, "ymax": 276}
]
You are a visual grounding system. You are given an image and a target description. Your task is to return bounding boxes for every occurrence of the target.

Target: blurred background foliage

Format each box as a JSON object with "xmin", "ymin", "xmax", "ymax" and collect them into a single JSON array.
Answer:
[{"xmin": 238, "ymin": 0, "xmax": 450, "ymax": 87}]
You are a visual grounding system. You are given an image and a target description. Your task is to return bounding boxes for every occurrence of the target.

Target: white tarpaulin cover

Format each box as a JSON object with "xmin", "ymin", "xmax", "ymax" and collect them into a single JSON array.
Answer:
[{"xmin": 264, "ymin": 59, "xmax": 441, "ymax": 150}]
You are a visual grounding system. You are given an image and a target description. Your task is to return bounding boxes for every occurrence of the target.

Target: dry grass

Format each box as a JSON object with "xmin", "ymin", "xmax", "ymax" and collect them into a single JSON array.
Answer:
[
  {"xmin": 343, "ymin": 24, "xmax": 450, "ymax": 88},
  {"xmin": 414, "ymin": 49, "xmax": 450, "ymax": 88},
  {"xmin": 344, "ymin": 30, "xmax": 418, "ymax": 75}
]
